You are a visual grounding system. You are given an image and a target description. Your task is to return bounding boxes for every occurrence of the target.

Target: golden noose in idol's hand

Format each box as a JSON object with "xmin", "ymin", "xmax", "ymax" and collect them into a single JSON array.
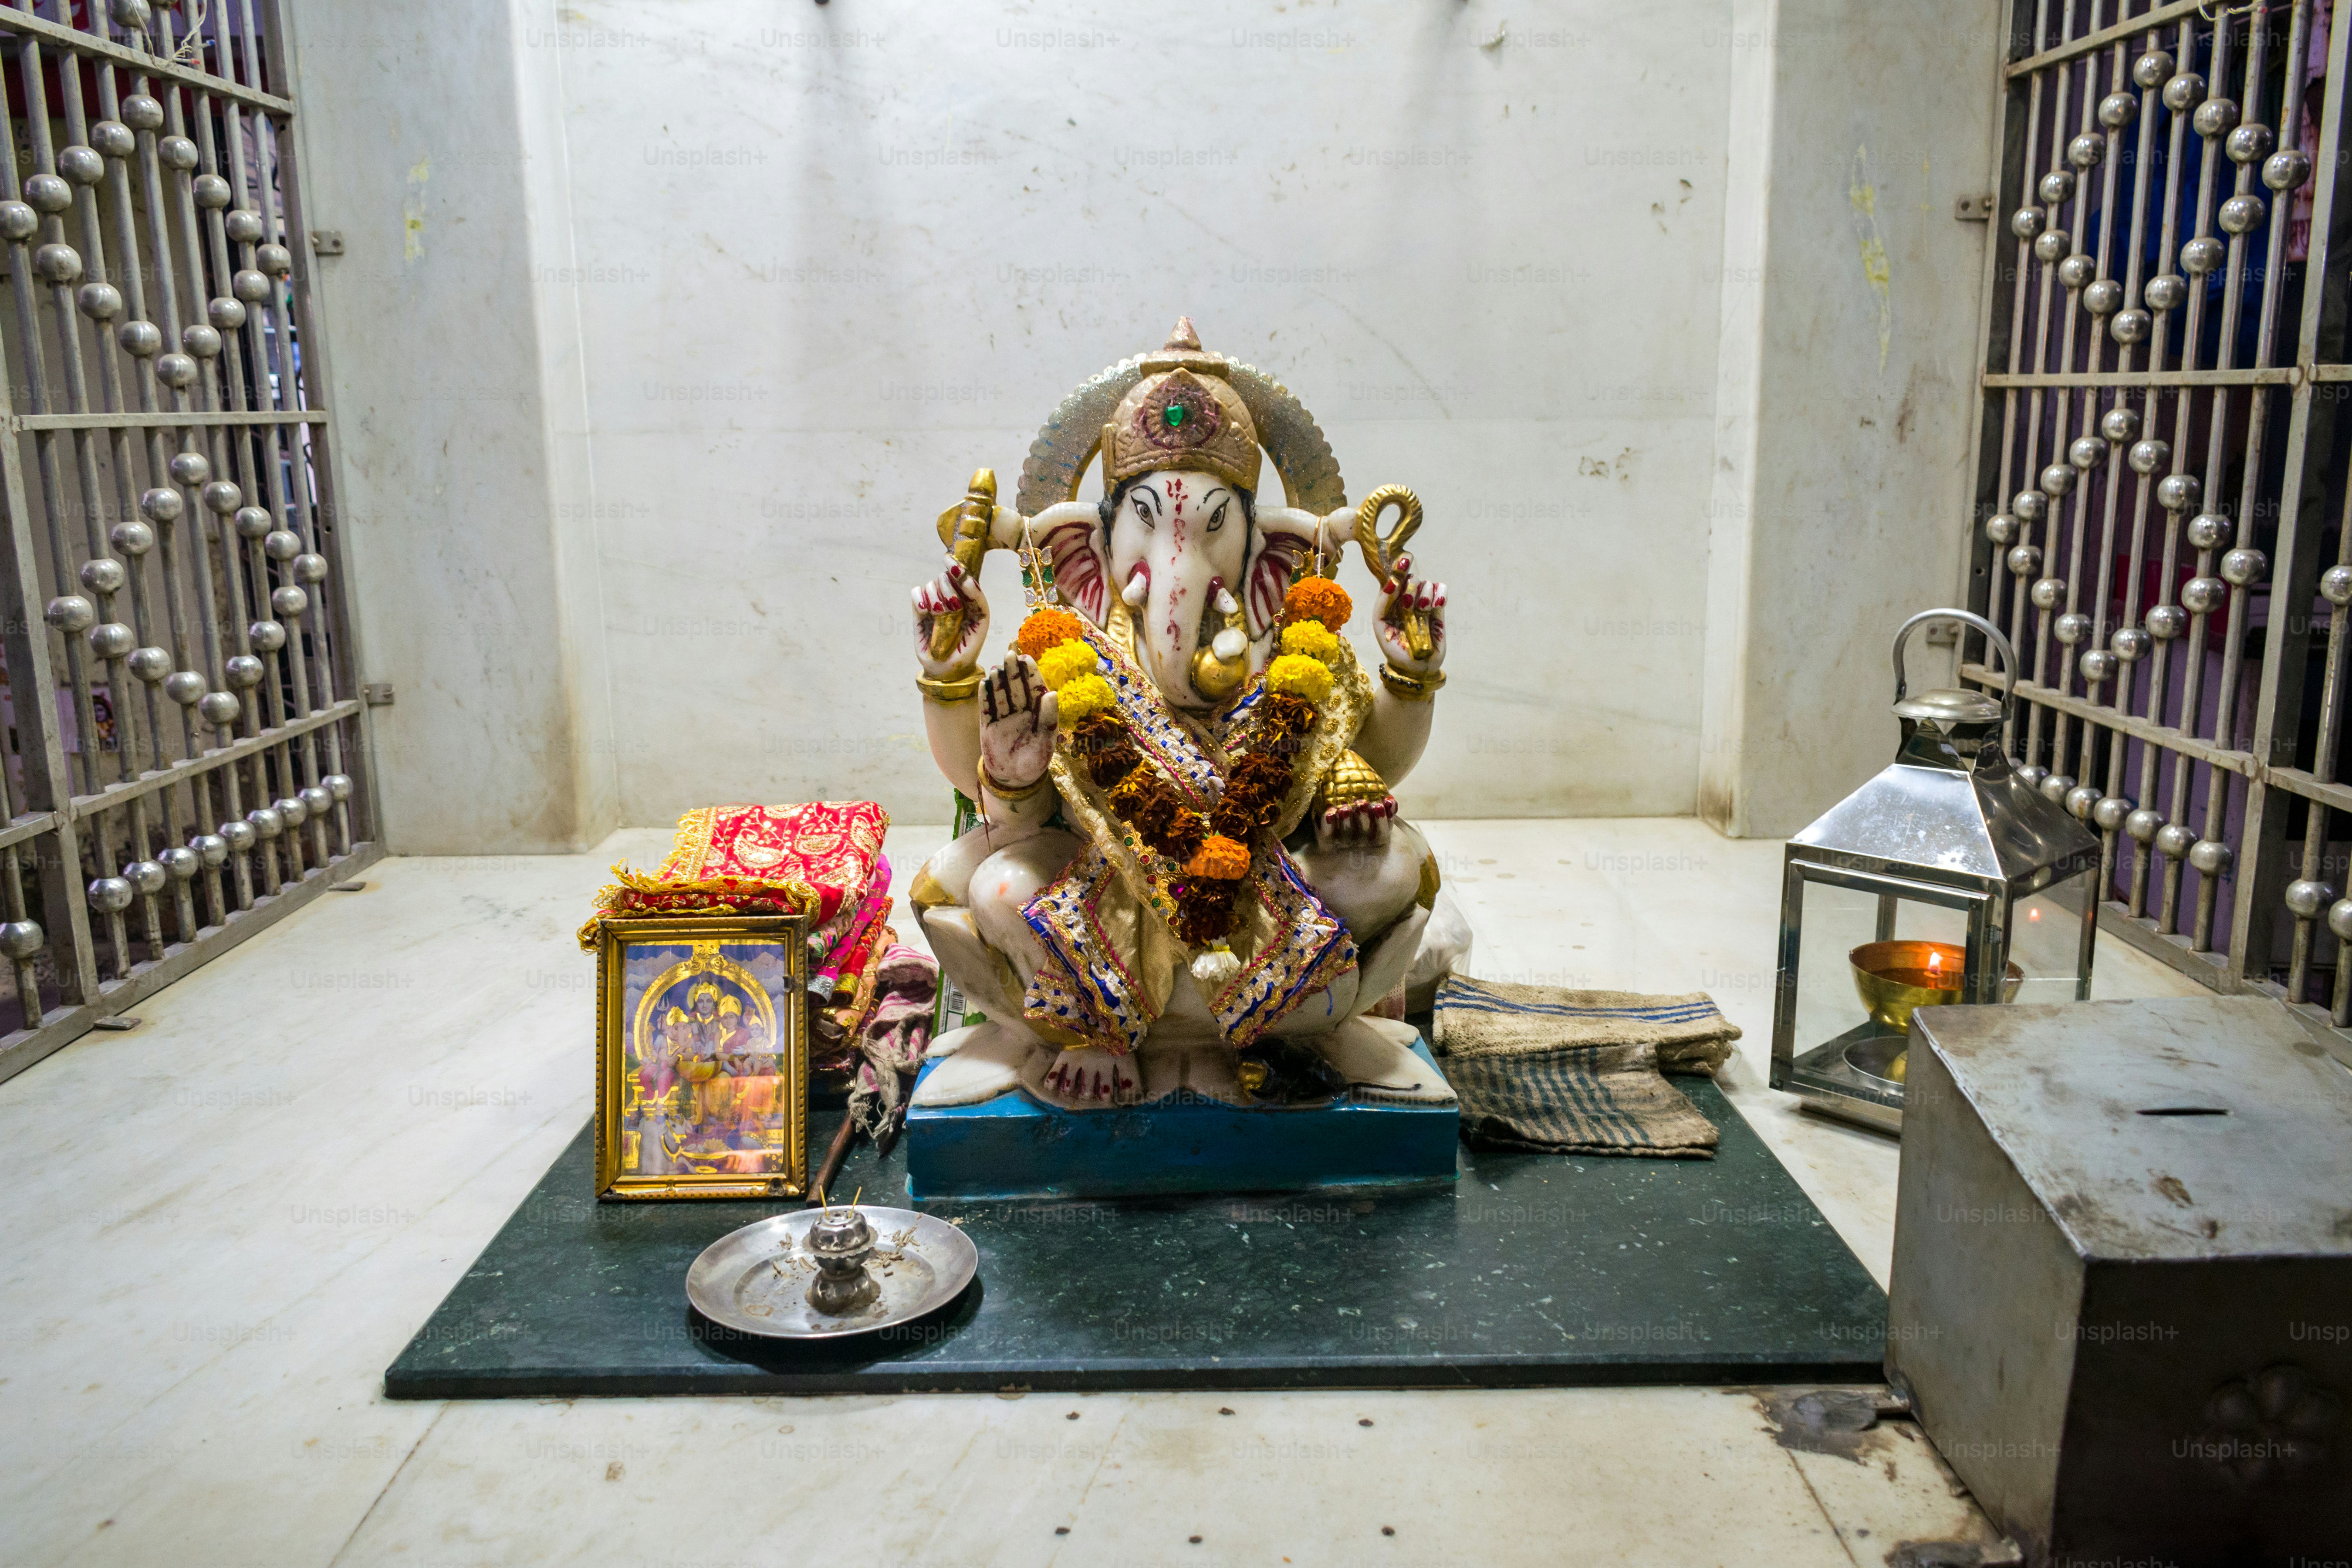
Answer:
[
  {"xmin": 926, "ymin": 468, "xmax": 999, "ymax": 665},
  {"xmin": 1353, "ymin": 485, "xmax": 1432, "ymax": 662}
]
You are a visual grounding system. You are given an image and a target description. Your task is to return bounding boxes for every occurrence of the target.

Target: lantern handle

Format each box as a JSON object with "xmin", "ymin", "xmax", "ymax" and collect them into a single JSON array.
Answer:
[{"xmin": 1891, "ymin": 608, "xmax": 2014, "ymax": 731}]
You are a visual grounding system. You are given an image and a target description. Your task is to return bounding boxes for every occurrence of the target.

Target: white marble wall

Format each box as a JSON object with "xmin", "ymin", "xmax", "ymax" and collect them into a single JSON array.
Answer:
[
  {"xmin": 1699, "ymin": 0, "xmax": 2001, "ymax": 836},
  {"xmin": 292, "ymin": 0, "xmax": 618, "ymax": 852},
  {"xmin": 293, "ymin": 0, "xmax": 1998, "ymax": 849}
]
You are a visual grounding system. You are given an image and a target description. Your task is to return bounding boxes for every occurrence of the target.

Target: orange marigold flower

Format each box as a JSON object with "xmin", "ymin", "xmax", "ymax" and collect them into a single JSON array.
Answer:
[
  {"xmin": 1283, "ymin": 577, "xmax": 1352, "ymax": 630},
  {"xmin": 1183, "ymin": 834, "xmax": 1253, "ymax": 880},
  {"xmin": 1016, "ymin": 608, "xmax": 1089, "ymax": 659}
]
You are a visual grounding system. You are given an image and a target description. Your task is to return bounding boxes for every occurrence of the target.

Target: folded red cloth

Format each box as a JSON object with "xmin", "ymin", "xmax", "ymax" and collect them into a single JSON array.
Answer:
[{"xmin": 578, "ymin": 801, "xmax": 889, "ymax": 948}]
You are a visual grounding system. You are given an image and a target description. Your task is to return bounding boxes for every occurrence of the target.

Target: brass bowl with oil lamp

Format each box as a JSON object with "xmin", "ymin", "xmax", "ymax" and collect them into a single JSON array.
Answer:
[
  {"xmin": 1770, "ymin": 609, "xmax": 2100, "ymax": 1133},
  {"xmin": 1846, "ymin": 939, "xmax": 2025, "ymax": 1086}
]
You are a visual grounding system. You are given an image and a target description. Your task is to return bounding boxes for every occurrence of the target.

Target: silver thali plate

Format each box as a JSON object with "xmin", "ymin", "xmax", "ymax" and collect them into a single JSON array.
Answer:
[{"xmin": 685, "ymin": 1206, "xmax": 978, "ymax": 1340}]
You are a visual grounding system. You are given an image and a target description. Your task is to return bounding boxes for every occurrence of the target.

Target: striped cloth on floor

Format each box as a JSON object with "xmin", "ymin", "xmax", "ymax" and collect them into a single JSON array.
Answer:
[{"xmin": 1432, "ymin": 976, "xmax": 1742, "ymax": 1159}]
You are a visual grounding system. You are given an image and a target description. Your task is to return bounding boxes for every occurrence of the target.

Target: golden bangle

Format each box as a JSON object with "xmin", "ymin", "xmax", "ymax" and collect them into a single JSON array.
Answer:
[
  {"xmin": 917, "ymin": 670, "xmax": 983, "ymax": 703},
  {"xmin": 1379, "ymin": 664, "xmax": 1446, "ymax": 702},
  {"xmin": 980, "ymin": 766, "xmax": 1053, "ymax": 802}
]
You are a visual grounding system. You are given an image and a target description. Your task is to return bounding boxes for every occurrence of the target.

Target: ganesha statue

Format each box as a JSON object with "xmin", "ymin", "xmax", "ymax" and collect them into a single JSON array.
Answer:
[{"xmin": 906, "ymin": 319, "xmax": 1454, "ymax": 1113}]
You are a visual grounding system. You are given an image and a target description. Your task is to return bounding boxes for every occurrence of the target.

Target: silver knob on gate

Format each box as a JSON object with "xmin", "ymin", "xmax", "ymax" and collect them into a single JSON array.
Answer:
[
  {"xmin": 220, "ymin": 820, "xmax": 257, "ymax": 854},
  {"xmin": 157, "ymin": 135, "xmax": 197, "ymax": 171},
  {"xmin": 80, "ymin": 558, "xmax": 126, "ymax": 595},
  {"xmin": 249, "ymin": 620, "xmax": 287, "ymax": 653},
  {"xmin": 2014, "ymin": 488, "xmax": 2049, "ymax": 523},
  {"xmin": 2143, "ymin": 274, "xmax": 2187, "ymax": 311},
  {"xmin": 247, "ymin": 806, "xmax": 284, "ymax": 839},
  {"xmin": 2184, "ymin": 513, "xmax": 2233, "ymax": 551},
  {"xmin": 2286, "ymin": 878, "xmax": 2338, "ymax": 919},
  {"xmin": 203, "ymin": 480, "xmax": 242, "ymax": 516},
  {"xmin": 23, "ymin": 174, "xmax": 70, "ymax": 214},
  {"xmin": 2078, "ymin": 649, "xmax": 2118, "ymax": 683},
  {"xmin": 2156, "ymin": 474, "xmax": 2202, "ymax": 512},
  {"xmin": 207, "ymin": 296, "xmax": 247, "ymax": 331},
  {"xmin": 2182, "ymin": 237, "xmax": 2226, "ymax": 274},
  {"xmin": 2111, "ymin": 627, "xmax": 2150, "ymax": 662},
  {"xmin": 2066, "ymin": 784, "xmax": 2101, "ymax": 819},
  {"xmin": 2328, "ymin": 899, "xmax": 2352, "ymax": 942},
  {"xmin": 293, "ymin": 554, "xmax": 329, "ymax": 585},
  {"xmin": 324, "ymin": 774, "xmax": 353, "ymax": 802},
  {"xmin": 154, "ymin": 352, "xmax": 197, "ymax": 389},
  {"xmin": 2220, "ymin": 547, "xmax": 2268, "ymax": 587},
  {"xmin": 224, "ymin": 654, "xmax": 265, "ymax": 688},
  {"xmin": 234, "ymin": 506, "xmax": 272, "ymax": 541},
  {"xmin": 88, "ymin": 622, "xmax": 135, "ymax": 659},
  {"xmin": 2132, "ymin": 51, "xmax": 2174, "ymax": 90},
  {"xmin": 262, "ymin": 528, "xmax": 301, "ymax": 562},
  {"xmin": 2030, "ymin": 576, "xmax": 2067, "ymax": 610},
  {"xmin": 1984, "ymin": 514, "xmax": 2018, "ymax": 545},
  {"xmin": 158, "ymin": 846, "xmax": 200, "ymax": 882},
  {"xmin": 2192, "ymin": 98, "xmax": 2240, "ymax": 138},
  {"xmin": 2163, "ymin": 72, "xmax": 2207, "ymax": 113},
  {"xmin": 191, "ymin": 174, "xmax": 232, "ymax": 210},
  {"xmin": 2011, "ymin": 206, "xmax": 2046, "ymax": 239},
  {"xmin": 44, "ymin": 595, "xmax": 95, "ymax": 633},
  {"xmin": 2041, "ymin": 773, "xmax": 2077, "ymax": 802},
  {"xmin": 2128, "ymin": 439, "xmax": 2170, "ymax": 475},
  {"xmin": 274, "ymin": 796, "xmax": 308, "ymax": 829},
  {"xmin": 271, "ymin": 585, "xmax": 309, "ymax": 618},
  {"xmin": 198, "ymin": 691, "xmax": 241, "ymax": 726},
  {"xmin": 299, "ymin": 785, "xmax": 333, "ymax": 818},
  {"xmin": 2067, "ymin": 134, "xmax": 2106, "ymax": 169},
  {"xmin": 191, "ymin": 833, "xmax": 230, "ymax": 868},
  {"xmin": 2125, "ymin": 807, "xmax": 2163, "ymax": 844},
  {"xmin": 2068, "ymin": 436, "xmax": 2106, "ymax": 470},
  {"xmin": 0, "ymin": 919, "xmax": 44, "ymax": 959},
  {"xmin": 2092, "ymin": 795, "xmax": 2133, "ymax": 832},
  {"xmin": 2265, "ymin": 149, "xmax": 2312, "ymax": 192},
  {"xmin": 223, "ymin": 208, "xmax": 264, "ymax": 243},
  {"xmin": 124, "ymin": 859, "xmax": 167, "ymax": 895},
  {"xmin": 77, "ymin": 282, "xmax": 121, "ymax": 321},
  {"xmin": 137, "ymin": 486, "xmax": 183, "ymax": 525},
  {"xmin": 2187, "ymin": 840, "xmax": 2234, "ymax": 878},
  {"xmin": 2053, "ymin": 612, "xmax": 2092, "ymax": 645},
  {"xmin": 2145, "ymin": 604, "xmax": 2188, "ymax": 639},
  {"xmin": 2034, "ymin": 230, "xmax": 2072, "ymax": 265},
  {"xmin": 2016, "ymin": 764, "xmax": 2050, "ymax": 790},
  {"xmin": 91, "ymin": 119, "xmax": 135, "ymax": 158},
  {"xmin": 168, "ymin": 450, "xmax": 210, "ymax": 486},
  {"xmin": 111, "ymin": 519, "xmax": 155, "ymax": 556},
  {"xmin": 163, "ymin": 670, "xmax": 206, "ymax": 706},
  {"xmin": 0, "ymin": 201, "xmax": 35, "ymax": 242},
  {"xmin": 2097, "ymin": 93, "xmax": 2138, "ymax": 129},
  {"xmin": 2321, "ymin": 565, "xmax": 2352, "ymax": 606},
  {"xmin": 127, "ymin": 646, "xmax": 169, "ymax": 682},
  {"xmin": 2180, "ymin": 577, "xmax": 2227, "ymax": 614},
  {"xmin": 2099, "ymin": 407, "xmax": 2141, "ymax": 444},
  {"xmin": 2056, "ymin": 254, "xmax": 2096, "ymax": 292},
  {"xmin": 2038, "ymin": 170, "xmax": 2077, "ymax": 206},
  {"xmin": 121, "ymin": 92, "xmax": 164, "ymax": 130},
  {"xmin": 2007, "ymin": 544, "xmax": 2043, "ymax": 577},
  {"xmin": 2218, "ymin": 194, "xmax": 2267, "ymax": 236},
  {"xmin": 86, "ymin": 876, "xmax": 133, "ymax": 914},
  {"xmin": 2156, "ymin": 823, "xmax": 2197, "ymax": 859}
]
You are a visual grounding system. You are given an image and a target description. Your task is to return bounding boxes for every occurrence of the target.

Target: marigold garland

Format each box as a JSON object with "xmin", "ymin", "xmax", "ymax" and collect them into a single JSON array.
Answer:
[
  {"xmin": 1012, "ymin": 584, "xmax": 1354, "ymax": 961},
  {"xmin": 1283, "ymin": 577, "xmax": 1352, "ymax": 630},
  {"xmin": 1054, "ymin": 672, "xmax": 1116, "ymax": 723},
  {"xmin": 1266, "ymin": 653, "xmax": 1333, "ymax": 703},
  {"xmin": 1016, "ymin": 608, "xmax": 1088, "ymax": 659},
  {"xmin": 1280, "ymin": 620, "xmax": 1338, "ymax": 661},
  {"xmin": 1035, "ymin": 641, "xmax": 1099, "ymax": 690}
]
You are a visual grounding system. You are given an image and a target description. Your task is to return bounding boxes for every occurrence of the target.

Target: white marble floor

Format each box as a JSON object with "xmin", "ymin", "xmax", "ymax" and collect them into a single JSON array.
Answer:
[{"xmin": 0, "ymin": 819, "xmax": 2205, "ymax": 1568}]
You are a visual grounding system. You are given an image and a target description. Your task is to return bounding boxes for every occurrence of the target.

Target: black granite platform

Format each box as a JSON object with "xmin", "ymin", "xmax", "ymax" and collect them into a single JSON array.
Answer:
[{"xmin": 386, "ymin": 1078, "xmax": 1887, "ymax": 1398}]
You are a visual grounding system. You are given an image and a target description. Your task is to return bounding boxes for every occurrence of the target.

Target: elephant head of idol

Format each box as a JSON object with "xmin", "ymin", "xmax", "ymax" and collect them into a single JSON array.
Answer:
[{"xmin": 1036, "ymin": 321, "xmax": 1318, "ymax": 710}]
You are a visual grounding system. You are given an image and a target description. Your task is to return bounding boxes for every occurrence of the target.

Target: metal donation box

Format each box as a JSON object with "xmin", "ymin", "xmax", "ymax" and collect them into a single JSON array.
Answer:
[{"xmin": 1771, "ymin": 609, "xmax": 2099, "ymax": 1132}]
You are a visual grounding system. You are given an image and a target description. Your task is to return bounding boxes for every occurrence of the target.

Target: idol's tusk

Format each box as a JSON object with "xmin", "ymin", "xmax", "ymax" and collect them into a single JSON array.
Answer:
[
  {"xmin": 1214, "ymin": 587, "xmax": 1238, "ymax": 615},
  {"xmin": 1121, "ymin": 568, "xmax": 1149, "ymax": 607}
]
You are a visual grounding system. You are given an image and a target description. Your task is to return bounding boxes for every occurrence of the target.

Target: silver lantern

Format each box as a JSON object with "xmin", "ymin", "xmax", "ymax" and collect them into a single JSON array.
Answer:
[{"xmin": 1770, "ymin": 609, "xmax": 2100, "ymax": 1133}]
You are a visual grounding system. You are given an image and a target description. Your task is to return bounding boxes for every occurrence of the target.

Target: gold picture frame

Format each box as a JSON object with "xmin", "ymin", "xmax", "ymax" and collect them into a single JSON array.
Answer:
[{"xmin": 595, "ymin": 913, "xmax": 809, "ymax": 1200}]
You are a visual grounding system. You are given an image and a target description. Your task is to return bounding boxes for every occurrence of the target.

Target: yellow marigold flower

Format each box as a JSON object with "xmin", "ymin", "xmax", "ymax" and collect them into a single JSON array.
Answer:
[
  {"xmin": 1280, "ymin": 620, "xmax": 1338, "ymax": 662},
  {"xmin": 1054, "ymin": 672, "xmax": 1116, "ymax": 725},
  {"xmin": 1283, "ymin": 577, "xmax": 1352, "ymax": 630},
  {"xmin": 1266, "ymin": 653, "xmax": 1333, "ymax": 703},
  {"xmin": 1035, "ymin": 641, "xmax": 1100, "ymax": 690},
  {"xmin": 1016, "ymin": 608, "xmax": 1088, "ymax": 659}
]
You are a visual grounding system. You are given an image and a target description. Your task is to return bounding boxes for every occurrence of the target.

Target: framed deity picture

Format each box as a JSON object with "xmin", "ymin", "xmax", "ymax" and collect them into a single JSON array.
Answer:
[{"xmin": 595, "ymin": 914, "xmax": 809, "ymax": 1200}]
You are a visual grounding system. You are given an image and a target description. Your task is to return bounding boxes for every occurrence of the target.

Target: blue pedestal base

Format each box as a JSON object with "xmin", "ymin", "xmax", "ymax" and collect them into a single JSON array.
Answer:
[{"xmin": 905, "ymin": 1037, "xmax": 1462, "ymax": 1200}]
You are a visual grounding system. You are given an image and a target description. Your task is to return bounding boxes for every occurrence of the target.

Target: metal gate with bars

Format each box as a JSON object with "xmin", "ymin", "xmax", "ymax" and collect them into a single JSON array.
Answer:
[
  {"xmin": 0, "ymin": 0, "xmax": 373, "ymax": 1084},
  {"xmin": 1968, "ymin": 0, "xmax": 2352, "ymax": 1038}
]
